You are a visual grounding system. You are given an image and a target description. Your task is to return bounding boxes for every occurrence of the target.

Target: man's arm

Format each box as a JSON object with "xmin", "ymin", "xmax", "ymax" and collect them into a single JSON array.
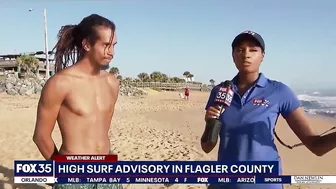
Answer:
[
  {"xmin": 279, "ymin": 83, "xmax": 336, "ymax": 156},
  {"xmin": 33, "ymin": 75, "xmax": 68, "ymax": 160}
]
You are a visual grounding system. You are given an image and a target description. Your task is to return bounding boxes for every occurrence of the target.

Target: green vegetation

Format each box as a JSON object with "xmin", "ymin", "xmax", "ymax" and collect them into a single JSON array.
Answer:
[
  {"xmin": 108, "ymin": 67, "xmax": 205, "ymax": 85},
  {"xmin": 16, "ymin": 54, "xmax": 39, "ymax": 73}
]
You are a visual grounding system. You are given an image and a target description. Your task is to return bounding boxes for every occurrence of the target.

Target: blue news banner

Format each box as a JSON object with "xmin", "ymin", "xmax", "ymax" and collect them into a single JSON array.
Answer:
[{"xmin": 14, "ymin": 160, "xmax": 290, "ymax": 184}]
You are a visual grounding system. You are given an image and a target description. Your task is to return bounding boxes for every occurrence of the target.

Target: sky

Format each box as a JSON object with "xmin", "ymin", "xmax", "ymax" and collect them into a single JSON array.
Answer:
[{"xmin": 0, "ymin": 0, "xmax": 335, "ymax": 91}]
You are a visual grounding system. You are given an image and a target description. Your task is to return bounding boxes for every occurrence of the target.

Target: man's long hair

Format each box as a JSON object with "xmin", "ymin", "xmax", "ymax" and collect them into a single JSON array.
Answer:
[{"xmin": 52, "ymin": 14, "xmax": 116, "ymax": 73}]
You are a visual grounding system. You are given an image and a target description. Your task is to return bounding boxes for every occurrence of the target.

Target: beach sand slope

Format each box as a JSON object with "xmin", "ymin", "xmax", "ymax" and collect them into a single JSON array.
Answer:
[{"xmin": 0, "ymin": 91, "xmax": 335, "ymax": 189}]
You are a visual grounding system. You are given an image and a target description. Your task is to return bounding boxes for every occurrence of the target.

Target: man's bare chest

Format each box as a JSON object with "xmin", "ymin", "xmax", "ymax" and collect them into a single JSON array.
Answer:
[{"xmin": 63, "ymin": 83, "xmax": 116, "ymax": 116}]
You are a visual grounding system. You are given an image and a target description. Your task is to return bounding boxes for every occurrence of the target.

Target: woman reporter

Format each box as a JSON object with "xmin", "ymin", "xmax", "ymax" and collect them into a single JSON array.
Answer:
[{"xmin": 201, "ymin": 30, "xmax": 336, "ymax": 189}]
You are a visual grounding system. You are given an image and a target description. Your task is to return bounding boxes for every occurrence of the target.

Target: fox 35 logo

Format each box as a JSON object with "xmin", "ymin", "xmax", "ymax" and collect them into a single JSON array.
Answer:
[{"xmin": 16, "ymin": 163, "xmax": 52, "ymax": 174}]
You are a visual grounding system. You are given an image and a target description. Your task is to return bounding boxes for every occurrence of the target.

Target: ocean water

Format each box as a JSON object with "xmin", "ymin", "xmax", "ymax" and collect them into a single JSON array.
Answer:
[{"xmin": 298, "ymin": 91, "xmax": 336, "ymax": 117}]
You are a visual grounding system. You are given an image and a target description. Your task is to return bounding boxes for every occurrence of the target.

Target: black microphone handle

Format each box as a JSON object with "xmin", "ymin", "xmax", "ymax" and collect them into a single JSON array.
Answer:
[
  {"xmin": 201, "ymin": 118, "xmax": 221, "ymax": 144},
  {"xmin": 201, "ymin": 82, "xmax": 232, "ymax": 144}
]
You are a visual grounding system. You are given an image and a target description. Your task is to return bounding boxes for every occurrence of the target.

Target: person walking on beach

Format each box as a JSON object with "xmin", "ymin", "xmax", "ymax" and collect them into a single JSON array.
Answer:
[
  {"xmin": 201, "ymin": 30, "xmax": 336, "ymax": 189},
  {"xmin": 32, "ymin": 14, "xmax": 121, "ymax": 189},
  {"xmin": 185, "ymin": 86, "xmax": 190, "ymax": 100}
]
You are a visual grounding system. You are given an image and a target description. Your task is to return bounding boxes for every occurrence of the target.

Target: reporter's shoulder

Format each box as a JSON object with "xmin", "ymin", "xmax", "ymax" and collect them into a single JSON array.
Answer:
[{"xmin": 266, "ymin": 79, "xmax": 295, "ymax": 94}]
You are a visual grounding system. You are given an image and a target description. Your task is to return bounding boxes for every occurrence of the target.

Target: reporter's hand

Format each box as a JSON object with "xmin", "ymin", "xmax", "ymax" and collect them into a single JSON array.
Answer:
[{"xmin": 205, "ymin": 105, "xmax": 221, "ymax": 120}]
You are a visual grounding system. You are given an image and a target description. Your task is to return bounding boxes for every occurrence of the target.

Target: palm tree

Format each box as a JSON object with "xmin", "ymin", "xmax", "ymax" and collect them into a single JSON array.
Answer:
[
  {"xmin": 124, "ymin": 77, "xmax": 133, "ymax": 82},
  {"xmin": 188, "ymin": 74, "xmax": 194, "ymax": 81},
  {"xmin": 16, "ymin": 54, "xmax": 39, "ymax": 73},
  {"xmin": 138, "ymin": 72, "xmax": 150, "ymax": 82},
  {"xmin": 150, "ymin": 71, "xmax": 163, "ymax": 82},
  {"xmin": 109, "ymin": 67, "xmax": 119, "ymax": 76},
  {"xmin": 183, "ymin": 71, "xmax": 190, "ymax": 82},
  {"xmin": 161, "ymin": 74, "xmax": 169, "ymax": 82},
  {"xmin": 209, "ymin": 79, "xmax": 215, "ymax": 86}
]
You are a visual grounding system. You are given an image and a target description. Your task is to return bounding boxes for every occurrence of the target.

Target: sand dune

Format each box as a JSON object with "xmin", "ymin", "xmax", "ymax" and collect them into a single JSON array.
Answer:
[{"xmin": 0, "ymin": 91, "xmax": 335, "ymax": 189}]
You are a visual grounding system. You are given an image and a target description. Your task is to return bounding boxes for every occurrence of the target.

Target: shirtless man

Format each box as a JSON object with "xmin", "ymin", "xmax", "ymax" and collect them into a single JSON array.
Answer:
[{"xmin": 32, "ymin": 14, "xmax": 122, "ymax": 189}]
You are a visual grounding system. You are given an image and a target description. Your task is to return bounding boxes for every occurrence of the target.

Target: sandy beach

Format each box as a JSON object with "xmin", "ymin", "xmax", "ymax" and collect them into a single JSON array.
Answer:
[{"xmin": 0, "ymin": 90, "xmax": 336, "ymax": 189}]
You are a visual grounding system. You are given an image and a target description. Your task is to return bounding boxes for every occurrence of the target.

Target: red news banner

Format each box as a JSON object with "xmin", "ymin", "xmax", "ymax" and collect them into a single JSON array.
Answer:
[{"xmin": 53, "ymin": 155, "xmax": 118, "ymax": 162}]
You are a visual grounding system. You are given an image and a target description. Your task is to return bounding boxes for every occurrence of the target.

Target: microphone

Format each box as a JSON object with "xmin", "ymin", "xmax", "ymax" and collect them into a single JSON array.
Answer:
[{"xmin": 201, "ymin": 80, "xmax": 234, "ymax": 144}]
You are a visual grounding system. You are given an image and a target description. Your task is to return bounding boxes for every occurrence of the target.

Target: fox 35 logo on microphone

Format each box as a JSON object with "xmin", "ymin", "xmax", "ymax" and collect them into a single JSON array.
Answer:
[
  {"xmin": 214, "ymin": 87, "xmax": 234, "ymax": 106},
  {"xmin": 14, "ymin": 160, "xmax": 53, "ymax": 176}
]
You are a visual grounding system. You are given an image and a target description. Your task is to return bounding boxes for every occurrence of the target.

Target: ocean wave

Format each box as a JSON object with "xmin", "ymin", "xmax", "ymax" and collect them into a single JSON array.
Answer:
[{"xmin": 297, "ymin": 94, "xmax": 336, "ymax": 117}]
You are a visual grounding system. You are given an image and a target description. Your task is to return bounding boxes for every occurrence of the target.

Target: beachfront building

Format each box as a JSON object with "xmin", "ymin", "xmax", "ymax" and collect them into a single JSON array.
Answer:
[{"xmin": 0, "ymin": 51, "xmax": 55, "ymax": 77}]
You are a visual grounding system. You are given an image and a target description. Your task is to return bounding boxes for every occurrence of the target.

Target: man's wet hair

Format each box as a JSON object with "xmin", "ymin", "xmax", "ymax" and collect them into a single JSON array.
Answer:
[{"xmin": 52, "ymin": 14, "xmax": 116, "ymax": 73}]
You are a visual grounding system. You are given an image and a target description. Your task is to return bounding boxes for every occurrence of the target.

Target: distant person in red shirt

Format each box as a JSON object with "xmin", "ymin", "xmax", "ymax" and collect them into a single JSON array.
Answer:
[{"xmin": 184, "ymin": 87, "xmax": 190, "ymax": 100}]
